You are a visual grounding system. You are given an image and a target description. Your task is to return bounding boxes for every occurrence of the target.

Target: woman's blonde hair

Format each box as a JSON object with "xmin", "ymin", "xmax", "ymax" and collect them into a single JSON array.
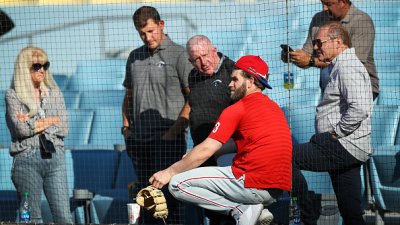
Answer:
[{"xmin": 11, "ymin": 46, "xmax": 58, "ymax": 116}]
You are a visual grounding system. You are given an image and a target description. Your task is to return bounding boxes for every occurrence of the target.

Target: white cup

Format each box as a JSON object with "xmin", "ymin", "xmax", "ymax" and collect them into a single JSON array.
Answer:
[{"xmin": 127, "ymin": 203, "xmax": 140, "ymax": 224}]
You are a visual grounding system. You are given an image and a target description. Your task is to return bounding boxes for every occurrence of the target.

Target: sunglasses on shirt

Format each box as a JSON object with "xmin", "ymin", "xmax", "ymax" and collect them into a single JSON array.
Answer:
[{"xmin": 31, "ymin": 62, "xmax": 50, "ymax": 72}]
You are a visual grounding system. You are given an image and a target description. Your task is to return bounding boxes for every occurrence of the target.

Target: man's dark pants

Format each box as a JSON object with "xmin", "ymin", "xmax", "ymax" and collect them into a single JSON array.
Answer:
[
  {"xmin": 127, "ymin": 137, "xmax": 186, "ymax": 225},
  {"xmin": 292, "ymin": 132, "xmax": 366, "ymax": 225}
]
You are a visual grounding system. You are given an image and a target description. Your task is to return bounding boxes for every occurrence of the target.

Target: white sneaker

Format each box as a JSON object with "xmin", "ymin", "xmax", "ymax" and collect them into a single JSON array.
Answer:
[
  {"xmin": 256, "ymin": 208, "xmax": 274, "ymax": 225},
  {"xmin": 236, "ymin": 204, "xmax": 264, "ymax": 225}
]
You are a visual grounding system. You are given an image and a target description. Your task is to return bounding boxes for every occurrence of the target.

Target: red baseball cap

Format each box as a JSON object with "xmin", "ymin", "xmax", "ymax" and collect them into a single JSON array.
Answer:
[{"xmin": 235, "ymin": 55, "xmax": 272, "ymax": 89}]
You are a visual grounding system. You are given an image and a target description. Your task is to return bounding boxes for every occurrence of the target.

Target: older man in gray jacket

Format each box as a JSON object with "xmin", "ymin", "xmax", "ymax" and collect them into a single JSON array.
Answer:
[{"xmin": 292, "ymin": 21, "xmax": 373, "ymax": 225}]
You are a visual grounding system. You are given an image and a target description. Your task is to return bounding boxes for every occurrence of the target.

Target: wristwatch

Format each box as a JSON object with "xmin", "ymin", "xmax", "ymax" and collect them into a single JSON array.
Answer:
[
  {"xmin": 309, "ymin": 55, "xmax": 315, "ymax": 67},
  {"xmin": 121, "ymin": 126, "xmax": 129, "ymax": 135}
]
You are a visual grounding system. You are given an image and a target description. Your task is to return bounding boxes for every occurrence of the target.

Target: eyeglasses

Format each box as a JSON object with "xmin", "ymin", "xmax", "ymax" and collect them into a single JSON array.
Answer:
[
  {"xmin": 312, "ymin": 37, "xmax": 336, "ymax": 48},
  {"xmin": 31, "ymin": 62, "xmax": 50, "ymax": 72}
]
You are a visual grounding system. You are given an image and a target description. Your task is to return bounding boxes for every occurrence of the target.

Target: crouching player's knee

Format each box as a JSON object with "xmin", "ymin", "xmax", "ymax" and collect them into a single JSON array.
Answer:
[{"xmin": 168, "ymin": 174, "xmax": 183, "ymax": 200}]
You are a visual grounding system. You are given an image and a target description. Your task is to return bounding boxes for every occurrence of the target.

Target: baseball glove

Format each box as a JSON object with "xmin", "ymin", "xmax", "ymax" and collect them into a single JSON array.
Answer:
[{"xmin": 136, "ymin": 185, "xmax": 168, "ymax": 219}]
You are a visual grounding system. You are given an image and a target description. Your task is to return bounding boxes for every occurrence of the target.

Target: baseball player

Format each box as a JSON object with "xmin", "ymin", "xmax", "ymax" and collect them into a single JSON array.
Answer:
[{"xmin": 150, "ymin": 55, "xmax": 292, "ymax": 225}]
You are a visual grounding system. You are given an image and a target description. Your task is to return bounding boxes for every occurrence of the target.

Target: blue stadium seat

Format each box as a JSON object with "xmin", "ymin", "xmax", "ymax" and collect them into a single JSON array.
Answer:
[
  {"xmin": 63, "ymin": 90, "xmax": 81, "ymax": 110},
  {"xmin": 0, "ymin": 189, "xmax": 18, "ymax": 222},
  {"xmin": 360, "ymin": 1, "xmax": 400, "ymax": 27},
  {"xmin": 282, "ymin": 103, "xmax": 335, "ymax": 195},
  {"xmin": 301, "ymin": 171, "xmax": 335, "ymax": 195},
  {"xmin": 368, "ymin": 104, "xmax": 400, "ymax": 222},
  {"xmin": 0, "ymin": 90, "xmax": 6, "ymax": 110},
  {"xmin": 377, "ymin": 88, "xmax": 400, "ymax": 106},
  {"xmin": 64, "ymin": 149, "xmax": 136, "ymax": 224},
  {"xmin": 88, "ymin": 107, "xmax": 125, "ymax": 150},
  {"xmin": 375, "ymin": 53, "xmax": 400, "ymax": 81},
  {"xmin": 53, "ymin": 74, "xmax": 70, "ymax": 91},
  {"xmin": 65, "ymin": 149, "xmax": 125, "ymax": 223},
  {"xmin": 369, "ymin": 146, "xmax": 400, "ymax": 220},
  {"xmin": 396, "ymin": 124, "xmax": 400, "ymax": 146},
  {"xmin": 65, "ymin": 109, "xmax": 94, "ymax": 150},
  {"xmin": 65, "ymin": 150, "xmax": 99, "ymax": 224},
  {"xmin": 79, "ymin": 90, "xmax": 124, "ymax": 109},
  {"xmin": 371, "ymin": 105, "xmax": 400, "ymax": 147},
  {"xmin": 114, "ymin": 150, "xmax": 136, "ymax": 190},
  {"xmin": 91, "ymin": 191, "xmax": 128, "ymax": 224},
  {"xmin": 67, "ymin": 150, "xmax": 118, "ymax": 192},
  {"xmin": 93, "ymin": 150, "xmax": 137, "ymax": 224},
  {"xmin": 0, "ymin": 148, "xmax": 15, "ymax": 191},
  {"xmin": 377, "ymin": 70, "xmax": 400, "ymax": 89},
  {"xmin": 1, "ymin": 91, "xmax": 9, "ymax": 148},
  {"xmin": 268, "ymin": 88, "xmax": 320, "ymax": 112},
  {"xmin": 0, "ymin": 148, "xmax": 16, "ymax": 221},
  {"xmin": 0, "ymin": 111, "xmax": 11, "ymax": 149},
  {"xmin": 67, "ymin": 59, "xmax": 126, "ymax": 91},
  {"xmin": 295, "ymin": 69, "xmax": 321, "ymax": 89},
  {"xmin": 282, "ymin": 104, "xmax": 315, "ymax": 145}
]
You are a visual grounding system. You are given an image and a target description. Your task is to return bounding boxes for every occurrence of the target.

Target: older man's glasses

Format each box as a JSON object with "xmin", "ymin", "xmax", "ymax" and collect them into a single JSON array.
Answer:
[
  {"xmin": 312, "ymin": 38, "xmax": 336, "ymax": 48},
  {"xmin": 31, "ymin": 62, "xmax": 50, "ymax": 72}
]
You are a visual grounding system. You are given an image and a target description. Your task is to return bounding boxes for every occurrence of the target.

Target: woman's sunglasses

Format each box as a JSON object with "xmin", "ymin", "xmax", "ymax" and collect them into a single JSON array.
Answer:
[{"xmin": 31, "ymin": 62, "xmax": 50, "ymax": 72}]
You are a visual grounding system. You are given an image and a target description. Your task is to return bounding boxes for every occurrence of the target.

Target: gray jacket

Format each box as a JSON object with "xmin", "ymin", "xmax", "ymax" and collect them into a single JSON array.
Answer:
[
  {"xmin": 5, "ymin": 87, "xmax": 68, "ymax": 156},
  {"xmin": 315, "ymin": 48, "xmax": 373, "ymax": 162}
]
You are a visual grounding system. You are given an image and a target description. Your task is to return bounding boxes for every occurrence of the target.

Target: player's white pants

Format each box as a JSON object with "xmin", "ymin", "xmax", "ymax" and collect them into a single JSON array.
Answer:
[{"xmin": 168, "ymin": 166, "xmax": 280, "ymax": 217}]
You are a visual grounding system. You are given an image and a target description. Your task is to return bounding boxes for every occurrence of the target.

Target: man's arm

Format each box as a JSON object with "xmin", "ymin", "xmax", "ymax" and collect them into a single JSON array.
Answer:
[
  {"xmin": 350, "ymin": 14, "xmax": 375, "ymax": 65},
  {"xmin": 149, "ymin": 137, "xmax": 223, "ymax": 189},
  {"xmin": 282, "ymin": 12, "xmax": 329, "ymax": 69},
  {"xmin": 122, "ymin": 88, "xmax": 132, "ymax": 139},
  {"xmin": 288, "ymin": 49, "xmax": 329, "ymax": 69}
]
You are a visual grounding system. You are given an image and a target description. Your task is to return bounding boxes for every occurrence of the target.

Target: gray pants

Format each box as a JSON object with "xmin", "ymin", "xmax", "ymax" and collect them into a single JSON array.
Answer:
[
  {"xmin": 12, "ymin": 147, "xmax": 72, "ymax": 223},
  {"xmin": 169, "ymin": 166, "xmax": 280, "ymax": 218}
]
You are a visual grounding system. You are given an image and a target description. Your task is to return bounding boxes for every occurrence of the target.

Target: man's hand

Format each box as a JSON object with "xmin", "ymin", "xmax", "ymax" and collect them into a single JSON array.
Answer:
[
  {"xmin": 149, "ymin": 169, "xmax": 176, "ymax": 189},
  {"xmin": 281, "ymin": 49, "xmax": 290, "ymax": 63},
  {"xmin": 122, "ymin": 127, "xmax": 132, "ymax": 140},
  {"xmin": 289, "ymin": 49, "xmax": 312, "ymax": 68}
]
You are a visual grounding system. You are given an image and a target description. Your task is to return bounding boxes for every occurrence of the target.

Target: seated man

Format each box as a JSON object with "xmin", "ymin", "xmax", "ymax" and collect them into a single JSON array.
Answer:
[
  {"xmin": 292, "ymin": 21, "xmax": 373, "ymax": 225},
  {"xmin": 149, "ymin": 55, "xmax": 292, "ymax": 225}
]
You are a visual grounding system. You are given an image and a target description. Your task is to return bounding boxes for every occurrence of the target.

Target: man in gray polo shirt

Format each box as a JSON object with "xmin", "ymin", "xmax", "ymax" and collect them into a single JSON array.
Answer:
[
  {"xmin": 283, "ymin": 0, "xmax": 378, "ymax": 99},
  {"xmin": 121, "ymin": 6, "xmax": 192, "ymax": 224}
]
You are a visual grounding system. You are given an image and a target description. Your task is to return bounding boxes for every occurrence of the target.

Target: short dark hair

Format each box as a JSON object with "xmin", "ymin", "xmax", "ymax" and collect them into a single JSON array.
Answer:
[
  {"xmin": 133, "ymin": 6, "xmax": 161, "ymax": 30},
  {"xmin": 321, "ymin": 21, "xmax": 352, "ymax": 48},
  {"xmin": 340, "ymin": 0, "xmax": 352, "ymax": 5},
  {"xmin": 236, "ymin": 68, "xmax": 265, "ymax": 90}
]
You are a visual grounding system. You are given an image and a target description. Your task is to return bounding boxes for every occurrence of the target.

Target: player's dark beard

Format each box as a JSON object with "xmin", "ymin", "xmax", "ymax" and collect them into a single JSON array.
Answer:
[{"xmin": 230, "ymin": 82, "xmax": 247, "ymax": 102}]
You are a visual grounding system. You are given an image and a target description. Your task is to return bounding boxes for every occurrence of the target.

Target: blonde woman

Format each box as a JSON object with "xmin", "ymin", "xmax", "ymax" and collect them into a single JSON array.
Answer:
[{"xmin": 5, "ymin": 46, "xmax": 72, "ymax": 223}]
